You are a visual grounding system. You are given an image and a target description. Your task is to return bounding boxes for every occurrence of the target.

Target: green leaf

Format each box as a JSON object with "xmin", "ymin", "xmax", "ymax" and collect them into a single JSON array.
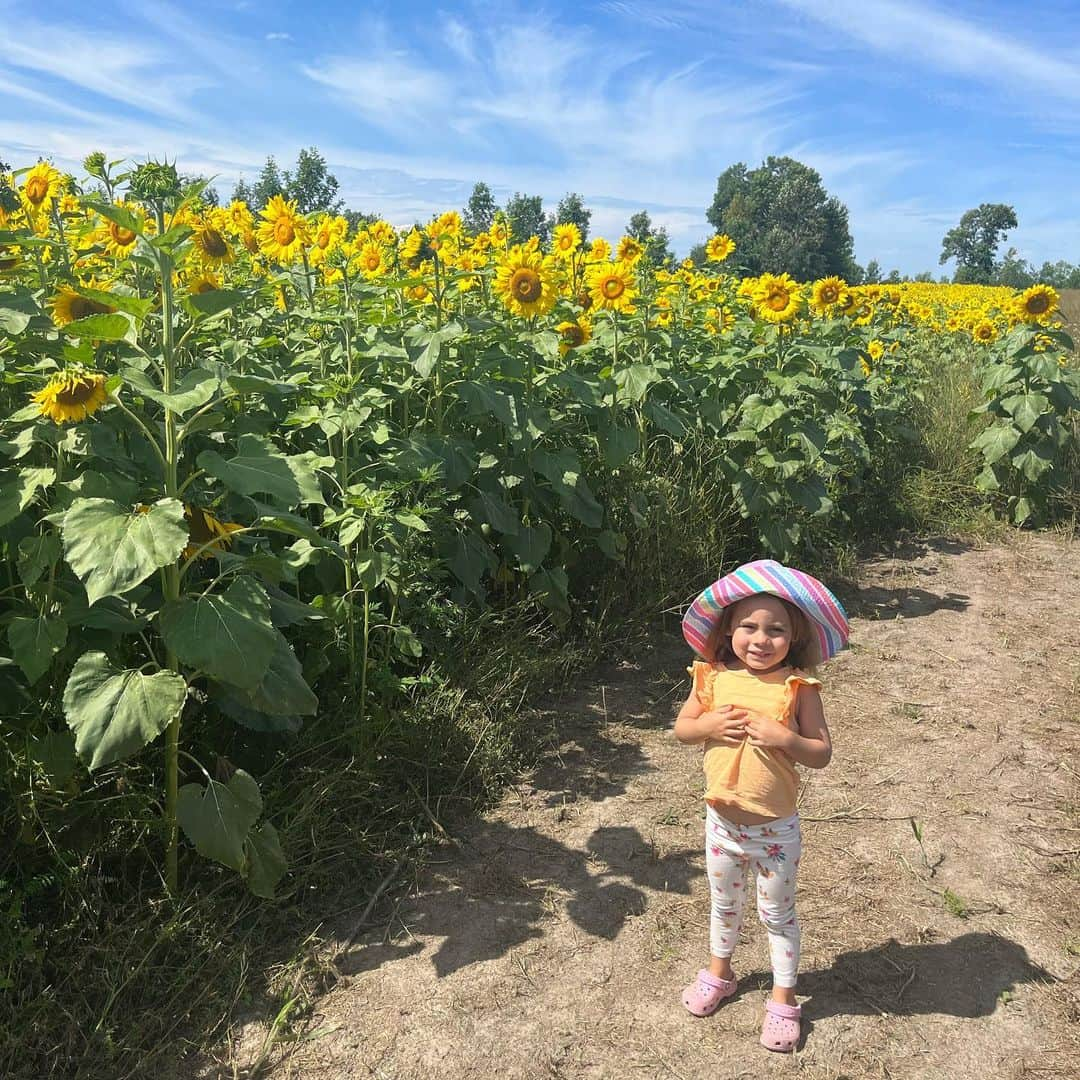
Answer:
[
  {"xmin": 442, "ymin": 530, "xmax": 497, "ymax": 596},
  {"xmin": 62, "ymin": 497, "xmax": 187, "ymax": 605},
  {"xmin": 0, "ymin": 288, "xmax": 41, "ymax": 334},
  {"xmin": 26, "ymin": 729, "xmax": 77, "ymax": 789},
  {"xmin": 600, "ymin": 423, "xmax": 638, "ymax": 468},
  {"xmin": 759, "ymin": 517, "xmax": 801, "ymax": 558},
  {"xmin": 197, "ymin": 435, "xmax": 328, "ymax": 507},
  {"xmin": 468, "ymin": 491, "xmax": 520, "ymax": 535},
  {"xmin": 245, "ymin": 821, "xmax": 287, "ymax": 898},
  {"xmin": 532, "ymin": 449, "xmax": 604, "ymax": 528},
  {"xmin": 159, "ymin": 577, "xmax": 277, "ymax": 691},
  {"xmin": 235, "ymin": 633, "xmax": 318, "ymax": 717},
  {"xmin": 1011, "ymin": 446, "xmax": 1053, "ymax": 482},
  {"xmin": 1012, "ymin": 496, "xmax": 1034, "ymax": 525},
  {"xmin": 63, "ymin": 652, "xmax": 187, "ymax": 770},
  {"xmin": 8, "ymin": 615, "xmax": 67, "ymax": 684},
  {"xmin": 77, "ymin": 286, "xmax": 154, "ymax": 321},
  {"xmin": 176, "ymin": 770, "xmax": 262, "ymax": 873},
  {"xmin": 457, "ymin": 381, "xmax": 518, "ymax": 430},
  {"xmin": 354, "ymin": 549, "xmax": 390, "ymax": 590},
  {"xmin": 644, "ymin": 400, "xmax": 686, "ymax": 436},
  {"xmin": 614, "ymin": 363, "xmax": 662, "ymax": 404},
  {"xmin": 189, "ymin": 289, "xmax": 244, "ymax": 317},
  {"xmin": 64, "ymin": 313, "xmax": 135, "ymax": 342},
  {"xmin": 123, "ymin": 366, "xmax": 220, "ymax": 415},
  {"xmin": 596, "ymin": 529, "xmax": 626, "ymax": 561},
  {"xmin": 17, "ymin": 532, "xmax": 62, "ymax": 587},
  {"xmin": 529, "ymin": 566, "xmax": 570, "ymax": 619},
  {"xmin": 82, "ymin": 199, "xmax": 144, "ymax": 237},
  {"xmin": 970, "ymin": 423, "xmax": 1021, "ymax": 464},
  {"xmin": 786, "ymin": 477, "xmax": 834, "ymax": 516},
  {"xmin": 999, "ymin": 392, "xmax": 1049, "ymax": 435},
  {"xmin": 0, "ymin": 467, "xmax": 56, "ymax": 527},
  {"xmin": 503, "ymin": 524, "xmax": 551, "ymax": 574}
]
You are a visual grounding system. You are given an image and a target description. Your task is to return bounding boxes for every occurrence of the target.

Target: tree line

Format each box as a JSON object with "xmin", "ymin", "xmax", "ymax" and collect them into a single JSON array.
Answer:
[{"xmin": 222, "ymin": 148, "xmax": 1077, "ymax": 286}]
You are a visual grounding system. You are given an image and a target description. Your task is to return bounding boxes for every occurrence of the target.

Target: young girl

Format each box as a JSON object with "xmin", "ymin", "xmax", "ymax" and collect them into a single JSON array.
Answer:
[{"xmin": 674, "ymin": 559, "xmax": 849, "ymax": 1053}]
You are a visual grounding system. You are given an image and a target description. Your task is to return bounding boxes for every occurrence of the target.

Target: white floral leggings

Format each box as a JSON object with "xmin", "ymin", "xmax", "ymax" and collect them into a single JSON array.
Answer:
[{"xmin": 705, "ymin": 805, "xmax": 802, "ymax": 988}]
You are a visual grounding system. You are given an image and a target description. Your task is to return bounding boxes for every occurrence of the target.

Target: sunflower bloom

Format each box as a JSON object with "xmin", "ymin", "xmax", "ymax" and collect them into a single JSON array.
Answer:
[
  {"xmin": 586, "ymin": 260, "xmax": 638, "ymax": 314},
  {"xmin": 867, "ymin": 339, "xmax": 885, "ymax": 361},
  {"xmin": 616, "ymin": 236, "xmax": 644, "ymax": 264},
  {"xmin": 493, "ymin": 246, "xmax": 558, "ymax": 318},
  {"xmin": 1016, "ymin": 284, "xmax": 1059, "ymax": 323},
  {"xmin": 50, "ymin": 285, "xmax": 117, "ymax": 326},
  {"xmin": 355, "ymin": 241, "xmax": 386, "ymax": 281},
  {"xmin": 552, "ymin": 223, "xmax": 581, "ymax": 258},
  {"xmin": 21, "ymin": 162, "xmax": 63, "ymax": 215},
  {"xmin": 191, "ymin": 220, "xmax": 233, "ymax": 266},
  {"xmin": 810, "ymin": 276, "xmax": 848, "ymax": 316},
  {"xmin": 187, "ymin": 271, "xmax": 222, "ymax": 295},
  {"xmin": 32, "ymin": 371, "xmax": 109, "ymax": 424},
  {"xmin": 257, "ymin": 194, "xmax": 310, "ymax": 264},
  {"xmin": 183, "ymin": 504, "xmax": 243, "ymax": 561},
  {"xmin": 590, "ymin": 237, "xmax": 612, "ymax": 261},
  {"xmin": 705, "ymin": 234, "xmax": 736, "ymax": 263},
  {"xmin": 971, "ymin": 319, "xmax": 998, "ymax": 344},
  {"xmin": 754, "ymin": 273, "xmax": 802, "ymax": 323},
  {"xmin": 225, "ymin": 200, "xmax": 255, "ymax": 235},
  {"xmin": 557, "ymin": 317, "xmax": 592, "ymax": 356}
]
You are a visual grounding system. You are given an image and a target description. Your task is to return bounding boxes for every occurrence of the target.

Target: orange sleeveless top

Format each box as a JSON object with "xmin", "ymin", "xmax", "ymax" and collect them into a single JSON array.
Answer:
[{"xmin": 688, "ymin": 662, "xmax": 822, "ymax": 819}]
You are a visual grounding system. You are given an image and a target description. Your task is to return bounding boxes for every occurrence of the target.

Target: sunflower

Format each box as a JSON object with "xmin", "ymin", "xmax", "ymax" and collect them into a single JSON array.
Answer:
[
  {"xmin": 754, "ymin": 273, "xmax": 802, "ymax": 323},
  {"xmin": 308, "ymin": 214, "xmax": 347, "ymax": 266},
  {"xmin": 406, "ymin": 283, "xmax": 432, "ymax": 303},
  {"xmin": 493, "ymin": 245, "xmax": 558, "ymax": 318},
  {"xmin": 21, "ymin": 162, "xmax": 63, "ymax": 215},
  {"xmin": 355, "ymin": 241, "xmax": 386, "ymax": 281},
  {"xmin": 557, "ymin": 316, "xmax": 592, "ymax": 356},
  {"xmin": 187, "ymin": 271, "xmax": 222, "ymax": 295},
  {"xmin": 867, "ymin": 339, "xmax": 885, "ymax": 361},
  {"xmin": 400, "ymin": 227, "xmax": 432, "ymax": 270},
  {"xmin": 50, "ymin": 285, "xmax": 117, "ymax": 326},
  {"xmin": 552, "ymin": 223, "xmax": 581, "ymax": 258},
  {"xmin": 191, "ymin": 220, "xmax": 233, "ymax": 266},
  {"xmin": 586, "ymin": 260, "xmax": 638, "ymax": 314},
  {"xmin": 590, "ymin": 237, "xmax": 612, "ymax": 261},
  {"xmin": 971, "ymin": 319, "xmax": 998, "ymax": 344},
  {"xmin": 182, "ymin": 504, "xmax": 243, "ymax": 561},
  {"xmin": 1016, "ymin": 284, "xmax": 1059, "ymax": 323},
  {"xmin": 489, "ymin": 219, "xmax": 510, "ymax": 246},
  {"xmin": 32, "ymin": 371, "xmax": 109, "ymax": 424},
  {"xmin": 257, "ymin": 194, "xmax": 309, "ymax": 264},
  {"xmin": 705, "ymin": 305, "xmax": 735, "ymax": 335},
  {"xmin": 225, "ymin": 200, "xmax": 254, "ymax": 235},
  {"xmin": 368, "ymin": 219, "xmax": 397, "ymax": 246},
  {"xmin": 616, "ymin": 236, "xmax": 644, "ymax": 264},
  {"xmin": 705, "ymin": 234, "xmax": 736, "ymax": 263},
  {"xmin": 809, "ymin": 276, "xmax": 848, "ymax": 316},
  {"xmin": 452, "ymin": 250, "xmax": 484, "ymax": 292}
]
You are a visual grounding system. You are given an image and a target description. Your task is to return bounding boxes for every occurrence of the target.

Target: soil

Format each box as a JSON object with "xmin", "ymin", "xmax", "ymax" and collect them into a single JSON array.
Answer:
[{"xmin": 236, "ymin": 534, "xmax": 1080, "ymax": 1080}]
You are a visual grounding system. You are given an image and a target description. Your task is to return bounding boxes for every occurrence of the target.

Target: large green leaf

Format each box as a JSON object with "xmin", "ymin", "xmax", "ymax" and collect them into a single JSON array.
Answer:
[
  {"xmin": 1000, "ymin": 392, "xmax": 1049, "ymax": 435},
  {"xmin": 532, "ymin": 449, "xmax": 604, "ymax": 528},
  {"xmin": 0, "ymin": 467, "xmax": 56, "ymax": 527},
  {"xmin": 245, "ymin": 822, "xmax": 287, "ymax": 898},
  {"xmin": 197, "ymin": 435, "xmax": 328, "ymax": 507},
  {"xmin": 503, "ymin": 524, "xmax": 551, "ymax": 574},
  {"xmin": 16, "ymin": 532, "xmax": 62, "ymax": 587},
  {"xmin": 176, "ymin": 770, "xmax": 262, "ymax": 873},
  {"xmin": 123, "ymin": 366, "xmax": 220, "ymax": 415},
  {"xmin": 159, "ymin": 577, "xmax": 277, "ymax": 690},
  {"xmin": 600, "ymin": 424, "xmax": 638, "ymax": 469},
  {"xmin": 63, "ymin": 652, "xmax": 187, "ymax": 770},
  {"xmin": 614, "ymin": 363, "xmax": 661, "ymax": 404},
  {"xmin": 457, "ymin": 381, "xmax": 518, "ymax": 430},
  {"xmin": 442, "ymin": 530, "xmax": 497, "ymax": 596},
  {"xmin": 1011, "ymin": 445, "xmax": 1053, "ymax": 482},
  {"xmin": 62, "ymin": 497, "xmax": 187, "ymax": 605},
  {"xmin": 64, "ymin": 313, "xmax": 136, "ymax": 342},
  {"xmin": 970, "ymin": 422, "xmax": 1021, "ymax": 464},
  {"xmin": 8, "ymin": 615, "xmax": 67, "ymax": 684},
  {"xmin": 0, "ymin": 288, "xmax": 41, "ymax": 334},
  {"xmin": 467, "ymin": 491, "xmax": 520, "ymax": 536},
  {"xmin": 529, "ymin": 566, "xmax": 570, "ymax": 619},
  {"xmin": 217, "ymin": 633, "xmax": 318, "ymax": 718}
]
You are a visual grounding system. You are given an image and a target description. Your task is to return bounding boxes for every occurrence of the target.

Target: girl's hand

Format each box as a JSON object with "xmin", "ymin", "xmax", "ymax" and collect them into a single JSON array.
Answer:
[
  {"xmin": 743, "ymin": 710, "xmax": 793, "ymax": 751},
  {"xmin": 703, "ymin": 705, "xmax": 749, "ymax": 746}
]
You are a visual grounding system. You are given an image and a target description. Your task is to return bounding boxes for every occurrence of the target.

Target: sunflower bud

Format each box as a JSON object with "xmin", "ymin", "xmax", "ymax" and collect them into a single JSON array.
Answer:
[
  {"xmin": 129, "ymin": 160, "xmax": 182, "ymax": 203},
  {"xmin": 83, "ymin": 151, "xmax": 107, "ymax": 178}
]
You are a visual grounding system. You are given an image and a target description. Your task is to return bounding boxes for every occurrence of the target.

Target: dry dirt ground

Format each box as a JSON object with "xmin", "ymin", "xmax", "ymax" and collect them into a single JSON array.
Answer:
[{"xmin": 240, "ymin": 534, "xmax": 1079, "ymax": 1080}]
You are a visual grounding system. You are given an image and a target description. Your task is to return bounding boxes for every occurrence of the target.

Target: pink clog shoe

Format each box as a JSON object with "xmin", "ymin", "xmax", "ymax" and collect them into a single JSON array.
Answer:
[
  {"xmin": 681, "ymin": 969, "xmax": 737, "ymax": 1017},
  {"xmin": 760, "ymin": 999, "xmax": 801, "ymax": 1052}
]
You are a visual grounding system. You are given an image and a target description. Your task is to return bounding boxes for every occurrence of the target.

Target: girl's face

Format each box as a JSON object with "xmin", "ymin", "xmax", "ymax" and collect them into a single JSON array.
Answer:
[{"xmin": 728, "ymin": 596, "xmax": 793, "ymax": 672}]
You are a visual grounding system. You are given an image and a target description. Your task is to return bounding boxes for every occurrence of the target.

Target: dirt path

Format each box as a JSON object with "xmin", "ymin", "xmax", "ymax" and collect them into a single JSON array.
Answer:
[{"xmin": 248, "ymin": 535, "xmax": 1080, "ymax": 1080}]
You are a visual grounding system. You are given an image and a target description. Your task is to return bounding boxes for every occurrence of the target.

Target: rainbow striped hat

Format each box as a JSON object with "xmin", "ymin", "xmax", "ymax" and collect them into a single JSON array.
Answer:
[{"xmin": 682, "ymin": 559, "xmax": 850, "ymax": 662}]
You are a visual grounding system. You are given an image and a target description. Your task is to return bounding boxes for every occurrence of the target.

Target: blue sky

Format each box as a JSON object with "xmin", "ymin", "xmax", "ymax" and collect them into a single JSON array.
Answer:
[{"xmin": 2, "ymin": 0, "xmax": 1079, "ymax": 276}]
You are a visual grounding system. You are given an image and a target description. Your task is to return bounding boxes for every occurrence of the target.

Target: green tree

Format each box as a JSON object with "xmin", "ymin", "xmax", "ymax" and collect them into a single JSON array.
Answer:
[
  {"xmin": 1031, "ymin": 259, "xmax": 1080, "ymax": 288},
  {"xmin": 504, "ymin": 192, "xmax": 550, "ymax": 244},
  {"xmin": 555, "ymin": 192, "xmax": 592, "ymax": 242},
  {"xmin": 863, "ymin": 259, "xmax": 882, "ymax": 284},
  {"xmin": 463, "ymin": 182, "xmax": 497, "ymax": 235},
  {"xmin": 939, "ymin": 202, "xmax": 1017, "ymax": 283},
  {"xmin": 706, "ymin": 156, "xmax": 856, "ymax": 279},
  {"xmin": 626, "ymin": 210, "xmax": 672, "ymax": 267},
  {"xmin": 687, "ymin": 242, "xmax": 707, "ymax": 267},
  {"xmin": 993, "ymin": 247, "xmax": 1035, "ymax": 288},
  {"xmin": 283, "ymin": 146, "xmax": 343, "ymax": 214}
]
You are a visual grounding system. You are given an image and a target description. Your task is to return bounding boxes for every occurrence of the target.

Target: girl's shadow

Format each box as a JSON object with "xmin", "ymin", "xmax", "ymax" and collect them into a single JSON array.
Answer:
[{"xmin": 796, "ymin": 933, "xmax": 1053, "ymax": 1019}]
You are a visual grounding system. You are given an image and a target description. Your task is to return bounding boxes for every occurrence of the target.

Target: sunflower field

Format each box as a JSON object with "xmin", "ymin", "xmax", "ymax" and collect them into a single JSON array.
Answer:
[{"xmin": 0, "ymin": 152, "xmax": 1077, "ymax": 931}]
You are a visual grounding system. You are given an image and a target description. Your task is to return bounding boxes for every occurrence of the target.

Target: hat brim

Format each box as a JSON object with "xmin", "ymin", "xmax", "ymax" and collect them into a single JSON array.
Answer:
[{"xmin": 682, "ymin": 559, "xmax": 849, "ymax": 662}]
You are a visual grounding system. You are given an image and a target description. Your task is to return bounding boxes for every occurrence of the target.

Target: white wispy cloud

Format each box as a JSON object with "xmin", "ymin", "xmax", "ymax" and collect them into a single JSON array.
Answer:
[{"xmin": 266, "ymin": 32, "xmax": 291, "ymax": 42}]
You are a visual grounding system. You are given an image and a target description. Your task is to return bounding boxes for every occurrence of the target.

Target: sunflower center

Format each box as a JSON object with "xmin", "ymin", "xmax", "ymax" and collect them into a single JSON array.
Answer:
[
  {"xmin": 602, "ymin": 276, "xmax": 625, "ymax": 300},
  {"xmin": 25, "ymin": 176, "xmax": 49, "ymax": 205},
  {"xmin": 110, "ymin": 222, "xmax": 137, "ymax": 247},
  {"xmin": 558, "ymin": 235, "xmax": 573, "ymax": 250},
  {"xmin": 317, "ymin": 230, "xmax": 331, "ymax": 250},
  {"xmin": 274, "ymin": 219, "xmax": 296, "ymax": 246},
  {"xmin": 511, "ymin": 268, "xmax": 542, "ymax": 303},
  {"xmin": 820, "ymin": 285, "xmax": 839, "ymax": 304},
  {"xmin": 70, "ymin": 296, "xmax": 113, "ymax": 320},
  {"xmin": 364, "ymin": 254, "xmax": 380, "ymax": 271},
  {"xmin": 56, "ymin": 376, "xmax": 99, "ymax": 406},
  {"xmin": 562, "ymin": 324, "xmax": 585, "ymax": 347},
  {"xmin": 1026, "ymin": 294, "xmax": 1050, "ymax": 315},
  {"xmin": 766, "ymin": 290, "xmax": 789, "ymax": 311},
  {"xmin": 200, "ymin": 228, "xmax": 228, "ymax": 258}
]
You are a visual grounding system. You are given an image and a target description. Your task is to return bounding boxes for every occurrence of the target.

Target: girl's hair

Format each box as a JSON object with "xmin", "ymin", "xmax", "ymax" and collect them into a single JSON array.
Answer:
[{"xmin": 705, "ymin": 595, "xmax": 822, "ymax": 673}]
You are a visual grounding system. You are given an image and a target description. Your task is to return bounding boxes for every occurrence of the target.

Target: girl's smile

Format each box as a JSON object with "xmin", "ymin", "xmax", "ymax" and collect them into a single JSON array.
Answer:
[{"xmin": 729, "ymin": 596, "xmax": 794, "ymax": 673}]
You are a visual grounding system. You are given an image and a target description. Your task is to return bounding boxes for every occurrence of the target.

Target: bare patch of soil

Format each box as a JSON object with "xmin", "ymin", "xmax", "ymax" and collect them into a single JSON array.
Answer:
[{"xmin": 235, "ymin": 535, "xmax": 1080, "ymax": 1080}]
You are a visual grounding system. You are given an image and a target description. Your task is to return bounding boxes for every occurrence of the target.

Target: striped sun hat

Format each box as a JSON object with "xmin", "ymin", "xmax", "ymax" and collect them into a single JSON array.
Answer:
[{"xmin": 682, "ymin": 559, "xmax": 850, "ymax": 662}]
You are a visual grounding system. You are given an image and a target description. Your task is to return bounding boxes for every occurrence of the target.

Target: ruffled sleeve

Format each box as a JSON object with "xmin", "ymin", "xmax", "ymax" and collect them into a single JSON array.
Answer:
[
  {"xmin": 686, "ymin": 660, "xmax": 713, "ymax": 706},
  {"xmin": 781, "ymin": 671, "xmax": 822, "ymax": 726}
]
